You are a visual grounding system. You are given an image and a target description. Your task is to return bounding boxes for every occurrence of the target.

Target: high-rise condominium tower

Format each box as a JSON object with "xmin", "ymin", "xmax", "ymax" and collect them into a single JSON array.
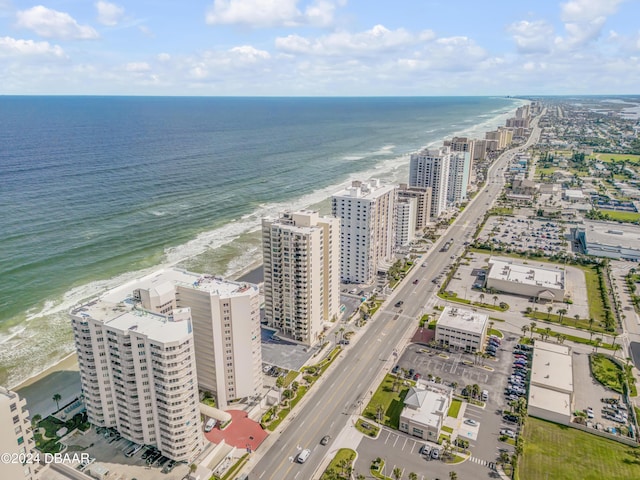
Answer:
[
  {"xmin": 262, "ymin": 210, "xmax": 340, "ymax": 345},
  {"xmin": 409, "ymin": 147, "xmax": 451, "ymax": 218}
]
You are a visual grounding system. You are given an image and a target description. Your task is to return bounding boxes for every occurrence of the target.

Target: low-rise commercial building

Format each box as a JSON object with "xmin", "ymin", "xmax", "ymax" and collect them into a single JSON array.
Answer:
[
  {"xmin": 435, "ymin": 307, "xmax": 488, "ymax": 353},
  {"xmin": 574, "ymin": 221, "xmax": 640, "ymax": 261},
  {"xmin": 528, "ymin": 342, "xmax": 574, "ymax": 425},
  {"xmin": 486, "ymin": 257, "xmax": 565, "ymax": 302},
  {"xmin": 399, "ymin": 383, "xmax": 451, "ymax": 441}
]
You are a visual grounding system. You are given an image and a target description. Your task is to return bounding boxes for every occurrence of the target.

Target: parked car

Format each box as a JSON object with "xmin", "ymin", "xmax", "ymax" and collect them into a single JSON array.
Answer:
[
  {"xmin": 392, "ymin": 365, "xmax": 400, "ymax": 374},
  {"xmin": 500, "ymin": 429, "xmax": 516, "ymax": 438},
  {"xmin": 419, "ymin": 444, "xmax": 431, "ymax": 456},
  {"xmin": 464, "ymin": 419, "xmax": 478, "ymax": 426},
  {"xmin": 320, "ymin": 435, "xmax": 331, "ymax": 445},
  {"xmin": 503, "ymin": 414, "xmax": 519, "ymax": 423}
]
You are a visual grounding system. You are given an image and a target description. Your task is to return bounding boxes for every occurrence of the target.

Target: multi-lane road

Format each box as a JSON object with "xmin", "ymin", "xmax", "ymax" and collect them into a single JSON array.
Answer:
[{"xmin": 249, "ymin": 117, "xmax": 542, "ymax": 480}]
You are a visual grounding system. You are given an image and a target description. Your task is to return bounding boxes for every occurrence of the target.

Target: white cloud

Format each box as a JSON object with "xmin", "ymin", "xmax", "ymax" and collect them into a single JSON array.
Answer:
[
  {"xmin": 507, "ymin": 20, "xmax": 554, "ymax": 54},
  {"xmin": 0, "ymin": 35, "xmax": 66, "ymax": 57},
  {"xmin": 123, "ymin": 62, "xmax": 151, "ymax": 72},
  {"xmin": 95, "ymin": 1, "xmax": 124, "ymax": 27},
  {"xmin": 276, "ymin": 25, "xmax": 435, "ymax": 56},
  {"xmin": 229, "ymin": 45, "xmax": 271, "ymax": 61},
  {"xmin": 206, "ymin": 0, "xmax": 340, "ymax": 27},
  {"xmin": 556, "ymin": 0, "xmax": 625, "ymax": 49},
  {"xmin": 16, "ymin": 6, "xmax": 99, "ymax": 40},
  {"xmin": 157, "ymin": 53, "xmax": 171, "ymax": 62}
]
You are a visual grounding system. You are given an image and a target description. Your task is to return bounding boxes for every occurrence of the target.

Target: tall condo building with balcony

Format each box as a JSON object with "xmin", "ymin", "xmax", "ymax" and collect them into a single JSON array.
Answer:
[
  {"xmin": 262, "ymin": 210, "xmax": 340, "ymax": 346},
  {"xmin": 397, "ymin": 184, "xmax": 432, "ymax": 231},
  {"xmin": 447, "ymin": 151, "xmax": 471, "ymax": 204},
  {"xmin": 332, "ymin": 180, "xmax": 397, "ymax": 284},
  {"xmin": 395, "ymin": 196, "xmax": 417, "ymax": 247},
  {"xmin": 70, "ymin": 292, "xmax": 203, "ymax": 463},
  {"xmin": 131, "ymin": 269, "xmax": 263, "ymax": 409},
  {"xmin": 409, "ymin": 147, "xmax": 451, "ymax": 218},
  {"xmin": 0, "ymin": 387, "xmax": 44, "ymax": 480}
]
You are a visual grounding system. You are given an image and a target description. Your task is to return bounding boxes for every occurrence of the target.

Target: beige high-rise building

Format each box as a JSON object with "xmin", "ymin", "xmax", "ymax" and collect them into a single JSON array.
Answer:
[
  {"xmin": 0, "ymin": 387, "xmax": 44, "ymax": 480},
  {"xmin": 444, "ymin": 137, "xmax": 476, "ymax": 174},
  {"xmin": 262, "ymin": 210, "xmax": 340, "ymax": 346},
  {"xmin": 71, "ymin": 292, "xmax": 203, "ymax": 462},
  {"xmin": 409, "ymin": 148, "xmax": 451, "ymax": 218},
  {"xmin": 133, "ymin": 269, "xmax": 263, "ymax": 409},
  {"xmin": 332, "ymin": 180, "xmax": 396, "ymax": 284},
  {"xmin": 397, "ymin": 184, "xmax": 432, "ymax": 230}
]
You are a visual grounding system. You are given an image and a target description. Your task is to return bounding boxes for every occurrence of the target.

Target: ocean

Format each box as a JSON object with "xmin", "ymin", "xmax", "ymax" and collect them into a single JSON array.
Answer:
[{"xmin": 0, "ymin": 96, "xmax": 524, "ymax": 387}]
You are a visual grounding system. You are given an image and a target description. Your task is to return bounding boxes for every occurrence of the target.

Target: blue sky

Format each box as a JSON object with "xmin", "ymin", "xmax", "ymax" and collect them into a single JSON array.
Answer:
[{"xmin": 1, "ymin": 0, "xmax": 639, "ymax": 95}]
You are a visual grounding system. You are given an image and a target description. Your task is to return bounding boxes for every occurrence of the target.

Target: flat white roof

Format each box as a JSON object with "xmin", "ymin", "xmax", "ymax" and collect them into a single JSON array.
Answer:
[
  {"xmin": 488, "ymin": 257, "xmax": 564, "ymax": 290},
  {"xmin": 534, "ymin": 341, "xmax": 570, "ymax": 355},
  {"xmin": 530, "ymin": 344, "xmax": 573, "ymax": 394},
  {"xmin": 402, "ymin": 385, "xmax": 449, "ymax": 428},
  {"xmin": 103, "ymin": 307, "xmax": 192, "ymax": 343},
  {"xmin": 437, "ymin": 306, "xmax": 488, "ymax": 335},
  {"xmin": 333, "ymin": 180, "xmax": 395, "ymax": 200},
  {"xmin": 582, "ymin": 220, "xmax": 640, "ymax": 251},
  {"xmin": 528, "ymin": 384, "xmax": 571, "ymax": 418}
]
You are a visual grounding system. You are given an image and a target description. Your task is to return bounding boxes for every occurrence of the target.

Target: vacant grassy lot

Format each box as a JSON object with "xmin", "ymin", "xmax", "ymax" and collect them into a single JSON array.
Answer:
[
  {"xmin": 590, "ymin": 354, "xmax": 624, "ymax": 394},
  {"xmin": 593, "ymin": 152, "xmax": 640, "ymax": 163},
  {"xmin": 521, "ymin": 418, "xmax": 640, "ymax": 480},
  {"xmin": 363, "ymin": 374, "xmax": 410, "ymax": 429},
  {"xmin": 600, "ymin": 210, "xmax": 640, "ymax": 223},
  {"xmin": 579, "ymin": 264, "xmax": 608, "ymax": 324},
  {"xmin": 448, "ymin": 399, "xmax": 462, "ymax": 418}
]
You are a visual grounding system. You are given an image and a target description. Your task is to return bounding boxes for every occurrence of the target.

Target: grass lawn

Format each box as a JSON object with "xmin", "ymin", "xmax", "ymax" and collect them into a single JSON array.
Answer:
[
  {"xmin": 488, "ymin": 328, "xmax": 503, "ymax": 338},
  {"xmin": 600, "ymin": 210, "xmax": 640, "ymax": 223},
  {"xmin": 590, "ymin": 354, "xmax": 624, "ymax": 394},
  {"xmin": 525, "ymin": 311, "xmax": 607, "ymax": 334},
  {"xmin": 356, "ymin": 418, "xmax": 380, "ymax": 437},
  {"xmin": 282, "ymin": 370, "xmax": 299, "ymax": 387},
  {"xmin": 521, "ymin": 417, "xmax": 640, "ymax": 480},
  {"xmin": 363, "ymin": 374, "xmax": 410, "ymax": 429},
  {"xmin": 320, "ymin": 448, "xmax": 356, "ymax": 480},
  {"xmin": 532, "ymin": 327, "xmax": 614, "ymax": 350},
  {"xmin": 448, "ymin": 399, "xmax": 462, "ymax": 418},
  {"xmin": 579, "ymin": 264, "xmax": 608, "ymax": 324},
  {"xmin": 593, "ymin": 152, "xmax": 640, "ymax": 163}
]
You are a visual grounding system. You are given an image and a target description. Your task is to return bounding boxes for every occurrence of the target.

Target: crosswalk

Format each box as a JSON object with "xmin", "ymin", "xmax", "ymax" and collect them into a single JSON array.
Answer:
[{"xmin": 469, "ymin": 456, "xmax": 488, "ymax": 466}]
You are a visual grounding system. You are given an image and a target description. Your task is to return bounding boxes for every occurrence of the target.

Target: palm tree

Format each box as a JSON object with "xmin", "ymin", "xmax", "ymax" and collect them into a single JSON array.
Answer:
[
  {"xmin": 521, "ymin": 325, "xmax": 529, "ymax": 338},
  {"xmin": 479, "ymin": 293, "xmax": 485, "ymax": 304},
  {"xmin": 611, "ymin": 332, "xmax": 619, "ymax": 357},
  {"xmin": 557, "ymin": 308, "xmax": 567, "ymax": 324},
  {"xmin": 529, "ymin": 321, "xmax": 537, "ymax": 339},
  {"xmin": 489, "ymin": 321, "xmax": 495, "ymax": 335},
  {"xmin": 558, "ymin": 334, "xmax": 566, "ymax": 345},
  {"xmin": 547, "ymin": 306, "xmax": 553, "ymax": 319},
  {"xmin": 594, "ymin": 337, "xmax": 603, "ymax": 353},
  {"xmin": 588, "ymin": 317, "xmax": 595, "ymax": 337},
  {"xmin": 544, "ymin": 327, "xmax": 552, "ymax": 341},
  {"xmin": 392, "ymin": 466, "xmax": 403, "ymax": 480},
  {"xmin": 493, "ymin": 295, "xmax": 499, "ymax": 306},
  {"xmin": 449, "ymin": 472, "xmax": 458, "ymax": 480},
  {"xmin": 52, "ymin": 393, "xmax": 62, "ymax": 412},
  {"xmin": 574, "ymin": 314, "xmax": 580, "ymax": 326},
  {"xmin": 409, "ymin": 473, "xmax": 418, "ymax": 480},
  {"xmin": 376, "ymin": 404, "xmax": 384, "ymax": 423},
  {"xmin": 499, "ymin": 451, "xmax": 510, "ymax": 466},
  {"xmin": 31, "ymin": 414, "xmax": 42, "ymax": 428}
]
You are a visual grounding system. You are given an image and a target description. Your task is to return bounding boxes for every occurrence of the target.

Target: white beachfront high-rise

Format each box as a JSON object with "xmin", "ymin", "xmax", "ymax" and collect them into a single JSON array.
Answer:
[
  {"xmin": 395, "ymin": 196, "xmax": 417, "ymax": 247},
  {"xmin": 447, "ymin": 151, "xmax": 471, "ymax": 204},
  {"xmin": 0, "ymin": 387, "xmax": 44, "ymax": 480},
  {"xmin": 262, "ymin": 210, "xmax": 340, "ymax": 346},
  {"xmin": 132, "ymin": 269, "xmax": 263, "ymax": 409},
  {"xmin": 71, "ymin": 292, "xmax": 203, "ymax": 463},
  {"xmin": 409, "ymin": 147, "xmax": 451, "ymax": 218},
  {"xmin": 332, "ymin": 180, "xmax": 396, "ymax": 284}
]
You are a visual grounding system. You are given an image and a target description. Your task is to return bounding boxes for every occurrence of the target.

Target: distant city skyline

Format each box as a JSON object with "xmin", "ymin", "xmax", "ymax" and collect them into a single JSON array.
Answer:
[{"xmin": 1, "ymin": 1, "xmax": 639, "ymax": 95}]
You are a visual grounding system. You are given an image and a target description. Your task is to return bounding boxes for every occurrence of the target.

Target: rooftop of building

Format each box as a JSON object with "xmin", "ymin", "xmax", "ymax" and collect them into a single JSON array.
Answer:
[
  {"xmin": 332, "ymin": 179, "xmax": 395, "ymax": 200},
  {"xmin": 71, "ymin": 269, "xmax": 257, "ymax": 331},
  {"xmin": 487, "ymin": 257, "xmax": 565, "ymax": 290},
  {"xmin": 402, "ymin": 383, "xmax": 450, "ymax": 428},
  {"xmin": 528, "ymin": 384, "xmax": 572, "ymax": 418},
  {"xmin": 580, "ymin": 220, "xmax": 640, "ymax": 250},
  {"xmin": 530, "ymin": 341, "xmax": 573, "ymax": 394},
  {"xmin": 93, "ymin": 305, "xmax": 193, "ymax": 343},
  {"xmin": 437, "ymin": 306, "xmax": 488, "ymax": 334}
]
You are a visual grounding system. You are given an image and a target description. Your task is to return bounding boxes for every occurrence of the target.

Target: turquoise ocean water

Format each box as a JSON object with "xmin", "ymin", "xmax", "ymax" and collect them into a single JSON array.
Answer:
[{"xmin": 0, "ymin": 96, "xmax": 523, "ymax": 387}]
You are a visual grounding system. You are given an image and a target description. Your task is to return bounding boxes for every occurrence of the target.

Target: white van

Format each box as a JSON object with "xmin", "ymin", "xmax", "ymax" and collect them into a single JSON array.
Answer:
[
  {"xmin": 204, "ymin": 418, "xmax": 217, "ymax": 432},
  {"xmin": 481, "ymin": 390, "xmax": 489, "ymax": 401},
  {"xmin": 297, "ymin": 449, "xmax": 311, "ymax": 463}
]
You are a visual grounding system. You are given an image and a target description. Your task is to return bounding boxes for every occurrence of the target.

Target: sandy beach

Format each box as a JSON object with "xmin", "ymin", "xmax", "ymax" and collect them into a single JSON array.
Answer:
[{"xmin": 16, "ymin": 353, "xmax": 81, "ymax": 418}]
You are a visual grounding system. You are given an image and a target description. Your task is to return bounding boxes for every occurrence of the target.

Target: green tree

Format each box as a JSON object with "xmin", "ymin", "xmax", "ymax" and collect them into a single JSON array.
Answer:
[
  {"xmin": 521, "ymin": 325, "xmax": 529, "ymax": 338},
  {"xmin": 574, "ymin": 314, "xmax": 580, "ymax": 326},
  {"xmin": 493, "ymin": 295, "xmax": 499, "ymax": 306},
  {"xmin": 479, "ymin": 293, "xmax": 485, "ymax": 304},
  {"xmin": 547, "ymin": 306, "xmax": 553, "ymax": 319},
  {"xmin": 31, "ymin": 414, "xmax": 42, "ymax": 427},
  {"xmin": 529, "ymin": 321, "xmax": 537, "ymax": 339},
  {"xmin": 557, "ymin": 308, "xmax": 567, "ymax": 324},
  {"xmin": 392, "ymin": 466, "xmax": 403, "ymax": 480},
  {"xmin": 449, "ymin": 472, "xmax": 458, "ymax": 480},
  {"xmin": 52, "ymin": 393, "xmax": 62, "ymax": 412},
  {"xmin": 409, "ymin": 473, "xmax": 418, "ymax": 480},
  {"xmin": 594, "ymin": 337, "xmax": 603, "ymax": 353}
]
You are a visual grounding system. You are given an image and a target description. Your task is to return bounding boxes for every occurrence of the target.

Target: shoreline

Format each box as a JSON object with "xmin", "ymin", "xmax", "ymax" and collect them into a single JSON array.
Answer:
[{"xmin": 4, "ymin": 100, "xmax": 525, "ymax": 402}]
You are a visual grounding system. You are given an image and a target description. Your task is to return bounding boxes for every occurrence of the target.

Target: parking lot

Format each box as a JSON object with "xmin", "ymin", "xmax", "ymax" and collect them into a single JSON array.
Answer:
[
  {"xmin": 476, "ymin": 215, "xmax": 570, "ymax": 256},
  {"xmin": 384, "ymin": 335, "xmax": 522, "ymax": 468},
  {"xmin": 62, "ymin": 428, "xmax": 189, "ymax": 480},
  {"xmin": 445, "ymin": 252, "xmax": 590, "ymax": 320}
]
